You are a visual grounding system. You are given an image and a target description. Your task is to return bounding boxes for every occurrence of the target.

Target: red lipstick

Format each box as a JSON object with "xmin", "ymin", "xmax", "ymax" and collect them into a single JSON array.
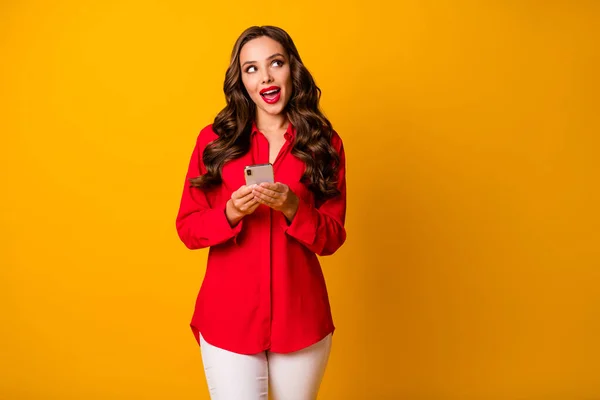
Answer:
[{"xmin": 260, "ymin": 86, "xmax": 281, "ymax": 104}]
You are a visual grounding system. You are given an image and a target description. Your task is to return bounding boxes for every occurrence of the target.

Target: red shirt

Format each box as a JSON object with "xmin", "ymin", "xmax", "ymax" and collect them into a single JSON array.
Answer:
[{"xmin": 175, "ymin": 122, "xmax": 347, "ymax": 354}]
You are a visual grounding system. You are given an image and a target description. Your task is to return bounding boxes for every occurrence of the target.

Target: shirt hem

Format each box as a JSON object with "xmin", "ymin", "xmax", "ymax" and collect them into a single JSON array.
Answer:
[{"xmin": 190, "ymin": 322, "xmax": 335, "ymax": 355}]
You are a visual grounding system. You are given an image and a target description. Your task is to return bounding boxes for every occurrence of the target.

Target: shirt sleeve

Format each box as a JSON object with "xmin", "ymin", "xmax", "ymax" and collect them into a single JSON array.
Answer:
[
  {"xmin": 175, "ymin": 131, "xmax": 243, "ymax": 250},
  {"xmin": 282, "ymin": 134, "xmax": 347, "ymax": 256}
]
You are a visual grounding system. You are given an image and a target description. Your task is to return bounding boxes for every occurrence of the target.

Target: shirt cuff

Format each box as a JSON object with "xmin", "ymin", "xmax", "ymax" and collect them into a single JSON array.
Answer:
[
  {"xmin": 281, "ymin": 197, "xmax": 317, "ymax": 246},
  {"xmin": 215, "ymin": 202, "xmax": 243, "ymax": 245}
]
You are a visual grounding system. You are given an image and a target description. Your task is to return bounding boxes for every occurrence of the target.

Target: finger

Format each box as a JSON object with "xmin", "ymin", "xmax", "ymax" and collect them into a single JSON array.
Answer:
[
  {"xmin": 233, "ymin": 184, "xmax": 256, "ymax": 199},
  {"xmin": 247, "ymin": 199, "xmax": 261, "ymax": 212},
  {"xmin": 236, "ymin": 192, "xmax": 258, "ymax": 210},
  {"xmin": 253, "ymin": 193, "xmax": 273, "ymax": 206},
  {"xmin": 259, "ymin": 182, "xmax": 280, "ymax": 192},
  {"xmin": 241, "ymin": 190, "xmax": 257, "ymax": 202},
  {"xmin": 254, "ymin": 185, "xmax": 279, "ymax": 199},
  {"xmin": 233, "ymin": 186, "xmax": 258, "ymax": 202},
  {"xmin": 239, "ymin": 197, "xmax": 259, "ymax": 212},
  {"xmin": 264, "ymin": 182, "xmax": 288, "ymax": 192},
  {"xmin": 253, "ymin": 189, "xmax": 277, "ymax": 203}
]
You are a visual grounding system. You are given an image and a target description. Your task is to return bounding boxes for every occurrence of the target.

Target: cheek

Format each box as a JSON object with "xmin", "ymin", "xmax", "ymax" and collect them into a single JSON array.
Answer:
[
  {"xmin": 284, "ymin": 71, "xmax": 293, "ymax": 93},
  {"xmin": 241, "ymin": 76, "xmax": 256, "ymax": 96}
]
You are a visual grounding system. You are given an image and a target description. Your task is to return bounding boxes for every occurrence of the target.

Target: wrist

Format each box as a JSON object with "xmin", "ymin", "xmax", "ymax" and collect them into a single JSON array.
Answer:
[
  {"xmin": 225, "ymin": 199, "xmax": 244, "ymax": 226},
  {"xmin": 283, "ymin": 196, "xmax": 300, "ymax": 222}
]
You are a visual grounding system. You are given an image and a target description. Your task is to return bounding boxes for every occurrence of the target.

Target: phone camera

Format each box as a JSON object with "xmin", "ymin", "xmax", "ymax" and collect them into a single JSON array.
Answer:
[{"xmin": 246, "ymin": 169, "xmax": 252, "ymax": 176}]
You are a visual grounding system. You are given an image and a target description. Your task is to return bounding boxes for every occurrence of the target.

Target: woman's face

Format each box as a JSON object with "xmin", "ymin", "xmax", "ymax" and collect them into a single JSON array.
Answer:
[{"xmin": 239, "ymin": 36, "xmax": 293, "ymax": 119}]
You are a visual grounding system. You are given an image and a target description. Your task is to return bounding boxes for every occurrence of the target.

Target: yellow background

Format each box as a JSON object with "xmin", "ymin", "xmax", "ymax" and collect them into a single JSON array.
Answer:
[{"xmin": 1, "ymin": 1, "xmax": 599, "ymax": 399}]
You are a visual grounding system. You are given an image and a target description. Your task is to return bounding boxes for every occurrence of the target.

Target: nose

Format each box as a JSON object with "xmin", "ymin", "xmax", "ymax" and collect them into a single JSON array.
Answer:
[{"xmin": 261, "ymin": 68, "xmax": 273, "ymax": 84}]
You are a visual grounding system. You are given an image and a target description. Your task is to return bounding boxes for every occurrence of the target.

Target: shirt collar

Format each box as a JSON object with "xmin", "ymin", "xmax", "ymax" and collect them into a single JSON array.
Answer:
[{"xmin": 251, "ymin": 120, "xmax": 296, "ymax": 142}]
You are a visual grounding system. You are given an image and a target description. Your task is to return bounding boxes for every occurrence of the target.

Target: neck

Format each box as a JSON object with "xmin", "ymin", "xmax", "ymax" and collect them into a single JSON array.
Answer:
[{"xmin": 256, "ymin": 111, "xmax": 288, "ymax": 132}]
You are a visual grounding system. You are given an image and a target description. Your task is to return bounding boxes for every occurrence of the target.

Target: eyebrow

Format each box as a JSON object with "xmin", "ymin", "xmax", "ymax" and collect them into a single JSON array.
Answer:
[{"xmin": 241, "ymin": 53, "xmax": 286, "ymax": 67}]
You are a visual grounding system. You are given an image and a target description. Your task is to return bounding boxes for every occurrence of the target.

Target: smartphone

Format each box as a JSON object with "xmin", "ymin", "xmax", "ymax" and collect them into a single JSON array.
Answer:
[{"xmin": 244, "ymin": 163, "xmax": 274, "ymax": 186}]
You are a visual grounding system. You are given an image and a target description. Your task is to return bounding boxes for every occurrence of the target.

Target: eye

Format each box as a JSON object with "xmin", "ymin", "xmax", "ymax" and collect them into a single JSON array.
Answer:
[
  {"xmin": 272, "ymin": 59, "xmax": 284, "ymax": 67},
  {"xmin": 245, "ymin": 65, "xmax": 257, "ymax": 73}
]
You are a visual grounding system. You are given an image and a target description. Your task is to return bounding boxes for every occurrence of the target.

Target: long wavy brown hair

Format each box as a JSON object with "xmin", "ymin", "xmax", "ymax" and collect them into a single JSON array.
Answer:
[{"xmin": 189, "ymin": 25, "xmax": 340, "ymax": 201}]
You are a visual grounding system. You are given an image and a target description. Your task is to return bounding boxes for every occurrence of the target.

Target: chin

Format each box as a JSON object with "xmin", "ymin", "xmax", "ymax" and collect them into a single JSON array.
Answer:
[{"xmin": 262, "ymin": 105, "xmax": 285, "ymax": 116}]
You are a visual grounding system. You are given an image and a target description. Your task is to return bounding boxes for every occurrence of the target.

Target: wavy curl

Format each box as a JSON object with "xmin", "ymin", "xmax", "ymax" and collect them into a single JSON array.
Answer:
[{"xmin": 189, "ymin": 26, "xmax": 340, "ymax": 201}]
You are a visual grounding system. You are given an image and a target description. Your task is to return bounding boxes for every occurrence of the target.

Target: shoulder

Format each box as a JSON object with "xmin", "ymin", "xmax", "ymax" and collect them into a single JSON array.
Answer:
[
  {"xmin": 329, "ymin": 128, "xmax": 344, "ymax": 153},
  {"xmin": 195, "ymin": 124, "xmax": 219, "ymax": 150}
]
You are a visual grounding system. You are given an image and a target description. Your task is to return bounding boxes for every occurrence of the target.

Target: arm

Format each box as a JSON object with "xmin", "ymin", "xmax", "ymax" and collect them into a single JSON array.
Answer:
[
  {"xmin": 175, "ymin": 133, "xmax": 243, "ymax": 250},
  {"xmin": 283, "ymin": 137, "xmax": 347, "ymax": 256}
]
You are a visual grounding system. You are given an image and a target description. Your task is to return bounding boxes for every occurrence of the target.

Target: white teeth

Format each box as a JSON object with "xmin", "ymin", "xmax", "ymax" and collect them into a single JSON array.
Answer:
[{"xmin": 262, "ymin": 89, "xmax": 279, "ymax": 95}]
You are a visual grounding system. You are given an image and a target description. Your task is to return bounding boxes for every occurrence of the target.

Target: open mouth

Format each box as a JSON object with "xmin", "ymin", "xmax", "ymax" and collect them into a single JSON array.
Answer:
[{"xmin": 260, "ymin": 86, "xmax": 281, "ymax": 104}]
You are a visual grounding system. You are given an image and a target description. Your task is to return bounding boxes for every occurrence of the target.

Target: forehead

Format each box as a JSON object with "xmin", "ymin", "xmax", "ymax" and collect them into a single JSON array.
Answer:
[{"xmin": 239, "ymin": 36, "xmax": 287, "ymax": 63}]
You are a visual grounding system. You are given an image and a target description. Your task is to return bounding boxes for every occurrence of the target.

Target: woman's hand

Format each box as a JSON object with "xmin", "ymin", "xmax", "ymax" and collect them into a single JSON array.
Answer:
[
  {"xmin": 252, "ymin": 182, "xmax": 299, "ymax": 222},
  {"xmin": 226, "ymin": 185, "xmax": 260, "ymax": 226}
]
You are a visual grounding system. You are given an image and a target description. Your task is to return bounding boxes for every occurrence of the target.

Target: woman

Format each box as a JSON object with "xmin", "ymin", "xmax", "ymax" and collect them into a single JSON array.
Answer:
[{"xmin": 175, "ymin": 25, "xmax": 347, "ymax": 399}]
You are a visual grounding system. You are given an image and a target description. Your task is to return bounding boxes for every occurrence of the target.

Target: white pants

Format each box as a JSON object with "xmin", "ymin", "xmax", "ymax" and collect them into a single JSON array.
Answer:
[{"xmin": 199, "ymin": 333, "xmax": 332, "ymax": 400}]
